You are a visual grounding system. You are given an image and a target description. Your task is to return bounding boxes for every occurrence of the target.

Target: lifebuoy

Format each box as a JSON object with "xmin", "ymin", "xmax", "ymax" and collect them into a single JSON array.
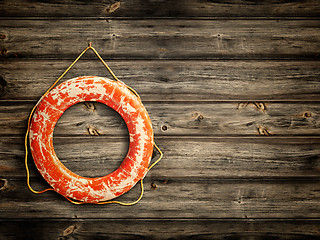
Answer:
[{"xmin": 29, "ymin": 76, "xmax": 154, "ymax": 203}]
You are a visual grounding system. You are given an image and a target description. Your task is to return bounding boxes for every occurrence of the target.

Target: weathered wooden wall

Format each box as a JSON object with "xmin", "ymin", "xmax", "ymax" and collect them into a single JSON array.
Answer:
[{"xmin": 1, "ymin": 1, "xmax": 320, "ymax": 239}]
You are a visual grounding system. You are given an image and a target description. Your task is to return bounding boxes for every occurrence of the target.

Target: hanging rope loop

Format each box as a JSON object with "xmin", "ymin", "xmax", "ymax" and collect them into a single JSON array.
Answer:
[{"xmin": 25, "ymin": 43, "xmax": 163, "ymax": 205}]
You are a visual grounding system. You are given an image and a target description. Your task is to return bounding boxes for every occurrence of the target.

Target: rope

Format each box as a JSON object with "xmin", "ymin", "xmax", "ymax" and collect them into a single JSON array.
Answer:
[
  {"xmin": 65, "ymin": 143, "xmax": 163, "ymax": 205},
  {"xmin": 25, "ymin": 43, "xmax": 163, "ymax": 205}
]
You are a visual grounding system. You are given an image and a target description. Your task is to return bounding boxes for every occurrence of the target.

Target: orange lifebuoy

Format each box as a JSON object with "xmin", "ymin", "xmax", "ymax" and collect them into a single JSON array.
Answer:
[{"xmin": 29, "ymin": 76, "xmax": 154, "ymax": 203}]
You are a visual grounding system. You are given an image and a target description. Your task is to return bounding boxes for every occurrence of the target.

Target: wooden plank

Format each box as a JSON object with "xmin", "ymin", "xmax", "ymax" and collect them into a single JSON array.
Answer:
[
  {"xmin": 1, "ymin": 60, "xmax": 320, "ymax": 101},
  {"xmin": 1, "ymin": 20, "xmax": 319, "ymax": 60},
  {"xmin": 1, "ymin": 0, "xmax": 319, "ymax": 18},
  {"xmin": 2, "ymin": 137, "xmax": 320, "ymax": 179},
  {"xmin": 1, "ymin": 177, "xmax": 320, "ymax": 219},
  {"xmin": 1, "ymin": 101, "xmax": 320, "ymax": 136},
  {"xmin": 1, "ymin": 219, "xmax": 320, "ymax": 240}
]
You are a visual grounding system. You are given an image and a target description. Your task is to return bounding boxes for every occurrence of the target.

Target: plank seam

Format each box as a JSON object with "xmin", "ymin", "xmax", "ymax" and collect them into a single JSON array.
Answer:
[{"xmin": 1, "ymin": 17, "xmax": 320, "ymax": 20}]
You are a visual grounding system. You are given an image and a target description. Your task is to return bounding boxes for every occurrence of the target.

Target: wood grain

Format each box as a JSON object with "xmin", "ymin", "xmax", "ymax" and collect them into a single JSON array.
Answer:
[
  {"xmin": 1, "ymin": 177, "xmax": 320, "ymax": 219},
  {"xmin": 1, "ymin": 0, "xmax": 319, "ymax": 18},
  {"xmin": 1, "ymin": 0, "xmax": 320, "ymax": 237},
  {"xmin": 1, "ymin": 101, "xmax": 319, "ymax": 136},
  {"xmin": 1, "ymin": 60, "xmax": 320, "ymax": 101},
  {"xmin": 2, "ymin": 137, "xmax": 320, "ymax": 179},
  {"xmin": 1, "ymin": 219, "xmax": 320, "ymax": 240},
  {"xmin": 1, "ymin": 20, "xmax": 319, "ymax": 60}
]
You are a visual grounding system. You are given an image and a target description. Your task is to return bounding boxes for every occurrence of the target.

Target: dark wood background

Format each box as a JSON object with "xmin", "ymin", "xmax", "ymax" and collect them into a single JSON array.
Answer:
[{"xmin": 1, "ymin": 1, "xmax": 320, "ymax": 239}]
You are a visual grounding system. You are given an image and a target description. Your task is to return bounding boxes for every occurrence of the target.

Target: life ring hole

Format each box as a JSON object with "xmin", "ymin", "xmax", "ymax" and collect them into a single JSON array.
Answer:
[{"xmin": 53, "ymin": 101, "xmax": 130, "ymax": 178}]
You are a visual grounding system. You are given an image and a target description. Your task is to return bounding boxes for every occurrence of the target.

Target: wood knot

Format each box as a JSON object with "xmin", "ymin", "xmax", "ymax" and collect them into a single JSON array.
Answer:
[
  {"xmin": 0, "ymin": 48, "xmax": 8, "ymax": 56},
  {"xmin": 192, "ymin": 112, "xmax": 204, "ymax": 121},
  {"xmin": 161, "ymin": 125, "xmax": 168, "ymax": 132},
  {"xmin": 106, "ymin": 2, "xmax": 121, "ymax": 13},
  {"xmin": 0, "ymin": 178, "xmax": 7, "ymax": 191},
  {"xmin": 257, "ymin": 125, "xmax": 271, "ymax": 136},
  {"xmin": 151, "ymin": 182, "xmax": 157, "ymax": 190},
  {"xmin": 62, "ymin": 225, "xmax": 78, "ymax": 237},
  {"xmin": 158, "ymin": 48, "xmax": 168, "ymax": 52},
  {"xmin": 253, "ymin": 102, "xmax": 266, "ymax": 111},
  {"xmin": 237, "ymin": 102, "xmax": 248, "ymax": 109},
  {"xmin": 0, "ymin": 34, "xmax": 6, "ymax": 40},
  {"xmin": 303, "ymin": 111, "xmax": 312, "ymax": 118},
  {"xmin": 83, "ymin": 102, "xmax": 96, "ymax": 112},
  {"xmin": 197, "ymin": 114, "xmax": 204, "ymax": 121},
  {"xmin": 237, "ymin": 102, "xmax": 266, "ymax": 112},
  {"xmin": 87, "ymin": 125, "xmax": 100, "ymax": 136}
]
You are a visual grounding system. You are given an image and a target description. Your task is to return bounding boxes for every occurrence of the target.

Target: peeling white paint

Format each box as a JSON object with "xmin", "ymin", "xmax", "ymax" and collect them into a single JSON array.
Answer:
[{"xmin": 29, "ymin": 76, "xmax": 154, "ymax": 203}]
